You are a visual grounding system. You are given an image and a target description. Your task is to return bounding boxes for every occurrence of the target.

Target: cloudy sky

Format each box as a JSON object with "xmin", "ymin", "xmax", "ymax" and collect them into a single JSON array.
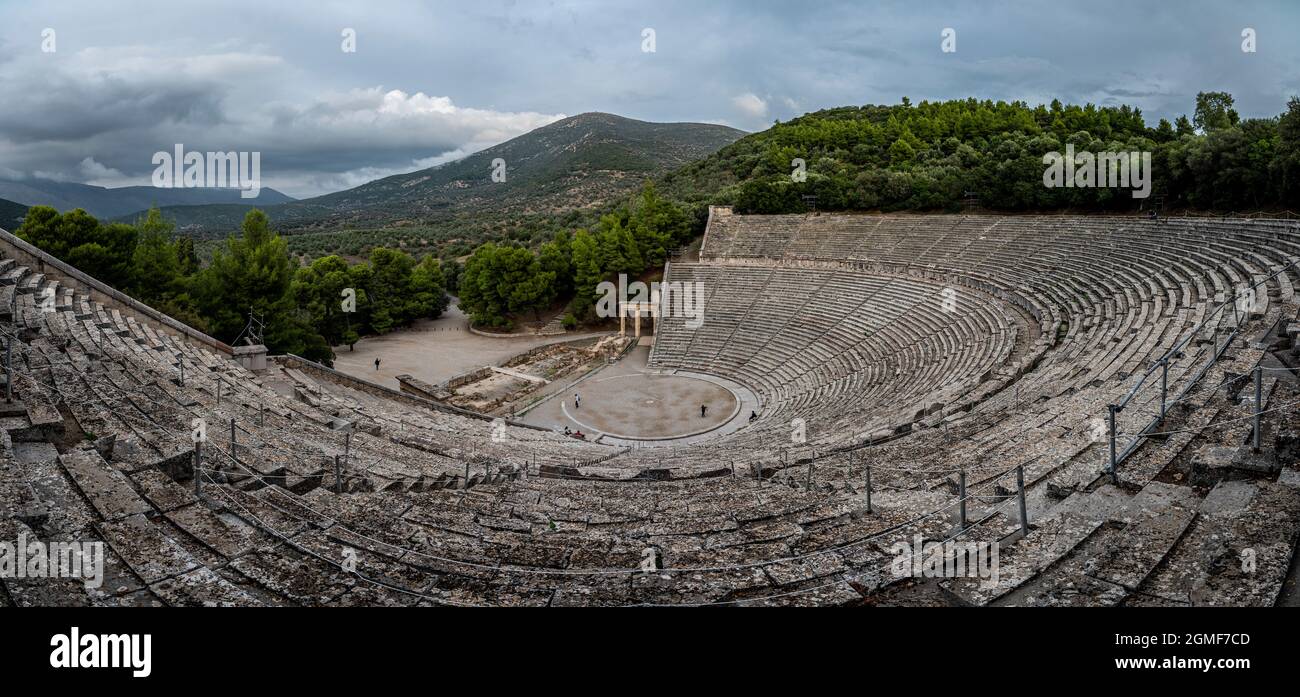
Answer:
[{"xmin": 1, "ymin": 0, "xmax": 1297, "ymax": 198}]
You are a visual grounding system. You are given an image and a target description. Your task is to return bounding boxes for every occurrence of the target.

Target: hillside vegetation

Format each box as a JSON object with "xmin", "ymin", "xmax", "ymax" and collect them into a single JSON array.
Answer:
[
  {"xmin": 15, "ymin": 206, "xmax": 450, "ymax": 365},
  {"xmin": 660, "ymin": 93, "xmax": 1300, "ymax": 213},
  {"xmin": 0, "ymin": 197, "xmax": 27, "ymax": 230},
  {"xmin": 148, "ymin": 112, "xmax": 744, "ymax": 242}
]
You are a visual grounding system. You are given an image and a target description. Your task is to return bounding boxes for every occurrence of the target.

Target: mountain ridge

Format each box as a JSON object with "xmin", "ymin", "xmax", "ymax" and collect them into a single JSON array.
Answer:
[
  {"xmin": 0, "ymin": 178, "xmax": 295, "ymax": 221},
  {"xmin": 138, "ymin": 112, "xmax": 745, "ymax": 233}
]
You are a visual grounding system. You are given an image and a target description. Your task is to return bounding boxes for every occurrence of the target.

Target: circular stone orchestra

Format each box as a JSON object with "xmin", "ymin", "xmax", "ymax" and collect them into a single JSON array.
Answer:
[{"xmin": 565, "ymin": 373, "xmax": 738, "ymax": 439}]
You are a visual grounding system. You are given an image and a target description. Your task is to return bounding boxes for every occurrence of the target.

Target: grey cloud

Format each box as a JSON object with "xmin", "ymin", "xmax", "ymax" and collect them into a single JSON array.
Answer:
[{"xmin": 0, "ymin": 0, "xmax": 1296, "ymax": 197}]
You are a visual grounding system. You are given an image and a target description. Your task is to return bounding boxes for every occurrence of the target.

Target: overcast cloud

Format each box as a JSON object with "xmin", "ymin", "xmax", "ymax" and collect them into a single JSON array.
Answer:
[{"xmin": 1, "ymin": 0, "xmax": 1297, "ymax": 198}]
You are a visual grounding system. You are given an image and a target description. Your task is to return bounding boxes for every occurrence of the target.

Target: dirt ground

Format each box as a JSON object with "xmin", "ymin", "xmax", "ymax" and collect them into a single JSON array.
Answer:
[
  {"xmin": 330, "ymin": 299, "xmax": 609, "ymax": 389},
  {"xmin": 520, "ymin": 346, "xmax": 752, "ymax": 441}
]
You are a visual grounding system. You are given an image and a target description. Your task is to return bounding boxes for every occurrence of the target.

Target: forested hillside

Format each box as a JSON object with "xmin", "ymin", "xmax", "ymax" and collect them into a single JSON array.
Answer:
[
  {"xmin": 0, "ymin": 197, "xmax": 27, "ymax": 230},
  {"xmin": 659, "ymin": 93, "xmax": 1300, "ymax": 213}
]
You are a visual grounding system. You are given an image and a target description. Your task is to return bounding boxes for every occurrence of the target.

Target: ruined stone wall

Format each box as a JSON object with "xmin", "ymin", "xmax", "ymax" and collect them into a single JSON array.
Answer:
[{"xmin": 276, "ymin": 354, "xmax": 552, "ymax": 431}]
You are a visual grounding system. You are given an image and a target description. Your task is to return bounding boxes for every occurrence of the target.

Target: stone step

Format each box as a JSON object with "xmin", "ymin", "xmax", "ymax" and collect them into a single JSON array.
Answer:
[
  {"xmin": 1130, "ymin": 479, "xmax": 1300, "ymax": 606},
  {"xmin": 58, "ymin": 448, "xmax": 153, "ymax": 521}
]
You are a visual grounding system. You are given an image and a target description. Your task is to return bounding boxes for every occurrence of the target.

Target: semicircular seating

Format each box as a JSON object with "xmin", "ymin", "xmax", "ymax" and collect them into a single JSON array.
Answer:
[{"xmin": 2, "ymin": 211, "xmax": 1299, "ymax": 607}]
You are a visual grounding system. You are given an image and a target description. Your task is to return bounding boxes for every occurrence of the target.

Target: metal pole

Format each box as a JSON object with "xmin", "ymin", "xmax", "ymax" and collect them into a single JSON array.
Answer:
[
  {"xmin": 229, "ymin": 418, "xmax": 236, "ymax": 463},
  {"xmin": 1107, "ymin": 404, "xmax": 1118, "ymax": 484},
  {"xmin": 864, "ymin": 464, "xmax": 872, "ymax": 514},
  {"xmin": 259, "ymin": 402, "xmax": 264, "ymax": 427},
  {"xmin": 1254, "ymin": 365, "xmax": 1263, "ymax": 451},
  {"xmin": 334, "ymin": 455, "xmax": 342, "ymax": 494},
  {"xmin": 1159, "ymin": 359, "xmax": 1168, "ymax": 421},
  {"xmin": 194, "ymin": 441, "xmax": 203, "ymax": 498},
  {"xmin": 4, "ymin": 339, "xmax": 11, "ymax": 403},
  {"xmin": 485, "ymin": 459, "xmax": 491, "ymax": 482},
  {"xmin": 179, "ymin": 359, "xmax": 184, "ymax": 386},
  {"xmin": 1016, "ymin": 465, "xmax": 1029, "ymax": 536},
  {"xmin": 463, "ymin": 460, "xmax": 470, "ymax": 490},
  {"xmin": 958, "ymin": 470, "xmax": 967, "ymax": 530}
]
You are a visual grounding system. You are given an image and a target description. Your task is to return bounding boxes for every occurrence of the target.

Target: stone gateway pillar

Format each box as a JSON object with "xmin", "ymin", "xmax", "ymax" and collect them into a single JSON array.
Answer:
[
  {"xmin": 233, "ymin": 344, "xmax": 268, "ymax": 371},
  {"xmin": 617, "ymin": 301, "xmax": 656, "ymax": 339}
]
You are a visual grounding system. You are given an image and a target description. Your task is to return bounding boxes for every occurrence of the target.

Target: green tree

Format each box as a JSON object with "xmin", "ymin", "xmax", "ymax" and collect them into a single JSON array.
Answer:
[
  {"xmin": 628, "ymin": 181, "xmax": 689, "ymax": 263},
  {"xmin": 16, "ymin": 206, "xmax": 98, "ymax": 259},
  {"xmin": 569, "ymin": 229, "xmax": 604, "ymax": 319},
  {"xmin": 1194, "ymin": 91, "xmax": 1240, "ymax": 133},
  {"xmin": 410, "ymin": 254, "xmax": 450, "ymax": 319},
  {"xmin": 16, "ymin": 207, "xmax": 136, "ymax": 287},
  {"xmin": 175, "ymin": 237, "xmax": 200, "ymax": 276},
  {"xmin": 458, "ymin": 243, "xmax": 511, "ymax": 328},
  {"xmin": 290, "ymin": 255, "xmax": 366, "ymax": 349},
  {"xmin": 196, "ymin": 210, "xmax": 327, "ymax": 361},
  {"xmin": 441, "ymin": 257, "xmax": 463, "ymax": 296},
  {"xmin": 537, "ymin": 231, "xmax": 573, "ymax": 299},
  {"xmin": 1274, "ymin": 96, "xmax": 1300, "ymax": 205},
  {"xmin": 366, "ymin": 247, "xmax": 417, "ymax": 334},
  {"xmin": 130, "ymin": 207, "xmax": 181, "ymax": 304}
]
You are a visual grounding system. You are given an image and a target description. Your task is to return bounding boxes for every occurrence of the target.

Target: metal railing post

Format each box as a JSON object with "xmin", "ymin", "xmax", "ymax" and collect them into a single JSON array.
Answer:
[
  {"xmin": 1016, "ymin": 465, "xmax": 1029, "ymax": 536},
  {"xmin": 334, "ymin": 455, "xmax": 342, "ymax": 494},
  {"xmin": 4, "ymin": 338, "xmax": 11, "ymax": 403},
  {"xmin": 958, "ymin": 470, "xmax": 967, "ymax": 530},
  {"xmin": 1159, "ymin": 359, "xmax": 1168, "ymax": 421},
  {"xmin": 865, "ymin": 463, "xmax": 873, "ymax": 514},
  {"xmin": 1254, "ymin": 365, "xmax": 1263, "ymax": 451},
  {"xmin": 1107, "ymin": 404, "xmax": 1118, "ymax": 484},
  {"xmin": 194, "ymin": 441, "xmax": 203, "ymax": 499}
]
